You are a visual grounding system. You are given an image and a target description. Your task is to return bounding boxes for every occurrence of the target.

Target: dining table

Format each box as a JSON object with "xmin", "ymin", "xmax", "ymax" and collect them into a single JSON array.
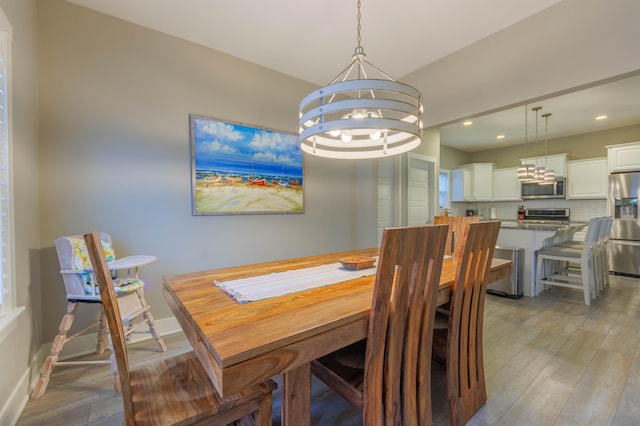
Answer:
[{"xmin": 163, "ymin": 247, "xmax": 511, "ymax": 426}]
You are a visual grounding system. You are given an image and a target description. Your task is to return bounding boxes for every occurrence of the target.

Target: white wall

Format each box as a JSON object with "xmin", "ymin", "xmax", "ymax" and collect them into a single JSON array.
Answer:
[{"xmin": 0, "ymin": 0, "xmax": 39, "ymax": 424}]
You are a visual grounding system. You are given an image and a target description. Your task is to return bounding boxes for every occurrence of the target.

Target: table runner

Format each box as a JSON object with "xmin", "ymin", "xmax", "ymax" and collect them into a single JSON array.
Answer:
[{"xmin": 214, "ymin": 261, "xmax": 378, "ymax": 303}]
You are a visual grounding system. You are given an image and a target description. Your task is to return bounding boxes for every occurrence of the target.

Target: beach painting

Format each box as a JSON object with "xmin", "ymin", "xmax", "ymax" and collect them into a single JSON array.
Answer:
[{"xmin": 190, "ymin": 114, "xmax": 304, "ymax": 215}]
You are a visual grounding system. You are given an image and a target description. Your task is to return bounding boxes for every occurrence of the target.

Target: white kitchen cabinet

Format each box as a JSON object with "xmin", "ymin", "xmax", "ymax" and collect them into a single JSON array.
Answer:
[
  {"xmin": 521, "ymin": 153, "xmax": 567, "ymax": 177},
  {"xmin": 451, "ymin": 163, "xmax": 493, "ymax": 202},
  {"xmin": 607, "ymin": 141, "xmax": 640, "ymax": 173},
  {"xmin": 493, "ymin": 167, "xmax": 521, "ymax": 201},
  {"xmin": 451, "ymin": 168, "xmax": 470, "ymax": 202},
  {"xmin": 567, "ymin": 157, "xmax": 608, "ymax": 199}
]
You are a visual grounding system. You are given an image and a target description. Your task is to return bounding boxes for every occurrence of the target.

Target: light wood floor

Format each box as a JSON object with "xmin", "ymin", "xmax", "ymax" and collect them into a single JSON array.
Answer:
[{"xmin": 18, "ymin": 274, "xmax": 640, "ymax": 425}]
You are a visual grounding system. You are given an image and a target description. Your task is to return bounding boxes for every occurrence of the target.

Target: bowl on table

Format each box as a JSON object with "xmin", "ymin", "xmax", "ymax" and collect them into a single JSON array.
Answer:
[{"xmin": 339, "ymin": 256, "xmax": 377, "ymax": 270}]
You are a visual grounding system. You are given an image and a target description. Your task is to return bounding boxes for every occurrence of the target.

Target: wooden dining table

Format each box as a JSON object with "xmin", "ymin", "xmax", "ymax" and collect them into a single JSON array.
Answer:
[{"xmin": 163, "ymin": 247, "xmax": 511, "ymax": 426}]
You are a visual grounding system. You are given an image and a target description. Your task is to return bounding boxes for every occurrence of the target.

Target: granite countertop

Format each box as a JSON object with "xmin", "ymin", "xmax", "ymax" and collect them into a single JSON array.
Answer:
[{"xmin": 498, "ymin": 220, "xmax": 586, "ymax": 231}]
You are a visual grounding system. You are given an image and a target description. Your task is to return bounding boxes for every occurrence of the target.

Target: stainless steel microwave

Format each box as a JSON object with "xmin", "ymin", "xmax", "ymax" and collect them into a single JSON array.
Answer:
[{"xmin": 521, "ymin": 177, "xmax": 566, "ymax": 200}]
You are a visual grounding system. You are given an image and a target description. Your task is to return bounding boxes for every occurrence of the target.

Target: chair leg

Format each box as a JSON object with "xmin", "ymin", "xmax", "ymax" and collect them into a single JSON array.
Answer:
[
  {"xmin": 136, "ymin": 289, "xmax": 167, "ymax": 352},
  {"xmin": 31, "ymin": 302, "xmax": 79, "ymax": 399},
  {"xmin": 106, "ymin": 334, "xmax": 122, "ymax": 395},
  {"xmin": 96, "ymin": 307, "xmax": 108, "ymax": 354},
  {"xmin": 581, "ymin": 257, "xmax": 591, "ymax": 306}
]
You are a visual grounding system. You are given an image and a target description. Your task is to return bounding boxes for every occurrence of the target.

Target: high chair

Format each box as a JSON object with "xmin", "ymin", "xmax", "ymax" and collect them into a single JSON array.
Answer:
[{"xmin": 31, "ymin": 232, "xmax": 167, "ymax": 399}]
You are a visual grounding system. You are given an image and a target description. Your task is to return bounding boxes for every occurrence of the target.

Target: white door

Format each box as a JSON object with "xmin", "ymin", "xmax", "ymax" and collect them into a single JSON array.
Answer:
[
  {"xmin": 377, "ymin": 158, "xmax": 394, "ymax": 245},
  {"xmin": 407, "ymin": 154, "xmax": 435, "ymax": 226}
]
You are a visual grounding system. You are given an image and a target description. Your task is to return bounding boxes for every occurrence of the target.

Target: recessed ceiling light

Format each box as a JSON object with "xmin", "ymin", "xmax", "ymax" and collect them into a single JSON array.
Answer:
[
  {"xmin": 463, "ymin": 121, "xmax": 473, "ymax": 126},
  {"xmin": 595, "ymin": 115, "xmax": 608, "ymax": 121},
  {"xmin": 496, "ymin": 134, "xmax": 505, "ymax": 140}
]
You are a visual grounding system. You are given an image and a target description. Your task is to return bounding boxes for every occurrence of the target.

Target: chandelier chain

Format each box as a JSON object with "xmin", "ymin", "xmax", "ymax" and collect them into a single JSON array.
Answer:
[{"xmin": 355, "ymin": 0, "xmax": 364, "ymax": 56}]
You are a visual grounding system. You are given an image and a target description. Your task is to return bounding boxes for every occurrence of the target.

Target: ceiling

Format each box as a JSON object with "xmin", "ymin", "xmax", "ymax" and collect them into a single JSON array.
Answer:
[
  {"xmin": 66, "ymin": 0, "xmax": 640, "ymax": 153},
  {"xmin": 440, "ymin": 73, "xmax": 640, "ymax": 152}
]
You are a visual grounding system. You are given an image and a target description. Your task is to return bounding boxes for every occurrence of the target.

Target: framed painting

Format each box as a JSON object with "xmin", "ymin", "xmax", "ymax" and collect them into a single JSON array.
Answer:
[{"xmin": 190, "ymin": 114, "xmax": 304, "ymax": 215}]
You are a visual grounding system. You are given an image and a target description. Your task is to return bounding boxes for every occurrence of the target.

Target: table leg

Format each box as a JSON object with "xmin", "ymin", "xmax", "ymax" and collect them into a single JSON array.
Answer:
[{"xmin": 281, "ymin": 363, "xmax": 311, "ymax": 426}]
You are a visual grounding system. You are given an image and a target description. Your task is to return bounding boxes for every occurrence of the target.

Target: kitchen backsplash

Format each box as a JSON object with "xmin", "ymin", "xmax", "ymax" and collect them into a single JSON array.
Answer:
[{"xmin": 449, "ymin": 198, "xmax": 607, "ymax": 222}]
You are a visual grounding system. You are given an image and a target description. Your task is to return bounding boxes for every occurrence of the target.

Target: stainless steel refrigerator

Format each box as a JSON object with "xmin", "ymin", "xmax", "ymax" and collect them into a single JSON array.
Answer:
[{"xmin": 609, "ymin": 172, "xmax": 640, "ymax": 277}]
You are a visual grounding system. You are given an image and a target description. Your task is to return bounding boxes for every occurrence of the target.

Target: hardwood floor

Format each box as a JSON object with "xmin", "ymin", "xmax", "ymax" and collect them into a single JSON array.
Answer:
[{"xmin": 18, "ymin": 274, "xmax": 640, "ymax": 425}]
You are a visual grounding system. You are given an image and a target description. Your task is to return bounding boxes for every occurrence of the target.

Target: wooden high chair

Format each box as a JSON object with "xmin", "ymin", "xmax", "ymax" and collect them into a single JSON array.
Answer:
[{"xmin": 31, "ymin": 232, "xmax": 167, "ymax": 399}]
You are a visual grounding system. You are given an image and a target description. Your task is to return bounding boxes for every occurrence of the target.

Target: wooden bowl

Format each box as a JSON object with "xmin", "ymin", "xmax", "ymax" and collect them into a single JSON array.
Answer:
[{"xmin": 339, "ymin": 256, "xmax": 377, "ymax": 270}]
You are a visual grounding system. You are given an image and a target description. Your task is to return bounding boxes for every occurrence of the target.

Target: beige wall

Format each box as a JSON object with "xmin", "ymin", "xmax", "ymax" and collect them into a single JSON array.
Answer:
[
  {"xmin": 440, "ymin": 145, "xmax": 472, "ymax": 170},
  {"xmin": 0, "ymin": 0, "xmax": 39, "ymax": 422},
  {"xmin": 36, "ymin": 0, "xmax": 383, "ymax": 344},
  {"xmin": 465, "ymin": 124, "xmax": 640, "ymax": 169}
]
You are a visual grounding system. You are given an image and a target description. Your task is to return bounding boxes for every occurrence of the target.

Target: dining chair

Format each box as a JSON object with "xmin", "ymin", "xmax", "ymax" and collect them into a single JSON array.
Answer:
[
  {"xmin": 31, "ymin": 232, "xmax": 167, "ymax": 399},
  {"xmin": 536, "ymin": 217, "xmax": 601, "ymax": 305},
  {"xmin": 434, "ymin": 215, "xmax": 480, "ymax": 259},
  {"xmin": 310, "ymin": 224, "xmax": 449, "ymax": 425},
  {"xmin": 83, "ymin": 230, "xmax": 276, "ymax": 426},
  {"xmin": 431, "ymin": 220, "xmax": 501, "ymax": 426}
]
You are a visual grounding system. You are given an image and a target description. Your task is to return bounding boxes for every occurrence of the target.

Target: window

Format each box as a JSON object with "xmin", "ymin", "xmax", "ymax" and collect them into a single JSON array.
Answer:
[
  {"xmin": 0, "ymin": 7, "xmax": 13, "ymax": 321},
  {"xmin": 439, "ymin": 169, "xmax": 451, "ymax": 210}
]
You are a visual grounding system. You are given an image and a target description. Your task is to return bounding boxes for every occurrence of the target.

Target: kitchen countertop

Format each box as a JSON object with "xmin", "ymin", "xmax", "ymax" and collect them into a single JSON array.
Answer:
[{"xmin": 480, "ymin": 218, "xmax": 587, "ymax": 231}]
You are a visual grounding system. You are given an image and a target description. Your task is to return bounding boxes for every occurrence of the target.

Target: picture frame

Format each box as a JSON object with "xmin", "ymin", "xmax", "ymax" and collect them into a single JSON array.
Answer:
[{"xmin": 190, "ymin": 114, "xmax": 304, "ymax": 215}]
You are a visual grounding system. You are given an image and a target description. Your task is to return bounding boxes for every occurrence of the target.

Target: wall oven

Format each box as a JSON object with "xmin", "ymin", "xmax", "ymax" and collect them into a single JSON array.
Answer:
[{"xmin": 521, "ymin": 177, "xmax": 566, "ymax": 200}]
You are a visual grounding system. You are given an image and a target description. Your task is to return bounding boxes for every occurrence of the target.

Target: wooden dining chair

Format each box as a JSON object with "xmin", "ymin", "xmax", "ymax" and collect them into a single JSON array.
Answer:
[
  {"xmin": 311, "ymin": 224, "xmax": 449, "ymax": 425},
  {"xmin": 434, "ymin": 215, "xmax": 480, "ymax": 259},
  {"xmin": 432, "ymin": 220, "xmax": 500, "ymax": 426},
  {"xmin": 84, "ymin": 230, "xmax": 276, "ymax": 426}
]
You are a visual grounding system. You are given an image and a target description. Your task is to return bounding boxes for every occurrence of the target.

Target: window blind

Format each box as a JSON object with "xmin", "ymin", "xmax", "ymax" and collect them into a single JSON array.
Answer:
[{"xmin": 0, "ymin": 12, "xmax": 11, "ymax": 317}]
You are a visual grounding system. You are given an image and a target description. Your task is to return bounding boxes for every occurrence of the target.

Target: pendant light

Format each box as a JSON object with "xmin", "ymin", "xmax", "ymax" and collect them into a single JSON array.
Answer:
[
  {"xmin": 540, "ymin": 112, "xmax": 555, "ymax": 185},
  {"xmin": 531, "ymin": 106, "xmax": 545, "ymax": 183},
  {"xmin": 517, "ymin": 105, "xmax": 536, "ymax": 182},
  {"xmin": 297, "ymin": 0, "xmax": 423, "ymax": 159}
]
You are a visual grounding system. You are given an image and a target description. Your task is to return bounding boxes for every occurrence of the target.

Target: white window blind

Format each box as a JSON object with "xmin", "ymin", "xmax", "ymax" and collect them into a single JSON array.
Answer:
[{"xmin": 0, "ymin": 9, "xmax": 12, "ymax": 318}]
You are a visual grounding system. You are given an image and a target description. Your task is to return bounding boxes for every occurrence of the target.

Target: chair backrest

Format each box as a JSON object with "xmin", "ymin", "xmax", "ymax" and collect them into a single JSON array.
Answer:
[
  {"xmin": 83, "ymin": 230, "xmax": 135, "ymax": 423},
  {"xmin": 362, "ymin": 224, "xmax": 448, "ymax": 425},
  {"xmin": 446, "ymin": 221, "xmax": 500, "ymax": 426},
  {"xmin": 55, "ymin": 232, "xmax": 114, "ymax": 300},
  {"xmin": 434, "ymin": 216, "xmax": 481, "ymax": 258},
  {"xmin": 581, "ymin": 217, "xmax": 602, "ymax": 258}
]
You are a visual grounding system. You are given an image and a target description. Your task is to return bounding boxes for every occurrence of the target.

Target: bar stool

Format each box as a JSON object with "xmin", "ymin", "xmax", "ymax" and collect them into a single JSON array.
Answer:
[{"xmin": 536, "ymin": 217, "xmax": 600, "ymax": 305}]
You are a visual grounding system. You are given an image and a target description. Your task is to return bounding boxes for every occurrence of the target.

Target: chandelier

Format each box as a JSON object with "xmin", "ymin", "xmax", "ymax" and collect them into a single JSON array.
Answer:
[{"xmin": 297, "ymin": 0, "xmax": 423, "ymax": 159}]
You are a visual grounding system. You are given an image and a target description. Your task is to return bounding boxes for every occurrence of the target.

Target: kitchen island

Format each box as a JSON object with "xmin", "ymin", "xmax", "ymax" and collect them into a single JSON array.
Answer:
[{"xmin": 496, "ymin": 220, "xmax": 586, "ymax": 297}]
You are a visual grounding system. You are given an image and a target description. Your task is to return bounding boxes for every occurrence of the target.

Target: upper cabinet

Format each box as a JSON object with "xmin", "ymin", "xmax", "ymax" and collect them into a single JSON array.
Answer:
[
  {"xmin": 493, "ymin": 167, "xmax": 521, "ymax": 201},
  {"xmin": 451, "ymin": 163, "xmax": 493, "ymax": 202},
  {"xmin": 520, "ymin": 153, "xmax": 567, "ymax": 177},
  {"xmin": 567, "ymin": 157, "xmax": 608, "ymax": 199},
  {"xmin": 607, "ymin": 142, "xmax": 640, "ymax": 173}
]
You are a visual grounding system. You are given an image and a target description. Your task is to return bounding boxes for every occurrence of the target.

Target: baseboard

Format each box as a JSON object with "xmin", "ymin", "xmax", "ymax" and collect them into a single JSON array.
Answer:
[{"xmin": 1, "ymin": 367, "xmax": 31, "ymax": 426}]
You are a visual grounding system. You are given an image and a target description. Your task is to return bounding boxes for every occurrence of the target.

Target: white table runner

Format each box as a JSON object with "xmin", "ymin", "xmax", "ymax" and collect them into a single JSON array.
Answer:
[{"xmin": 214, "ymin": 261, "xmax": 378, "ymax": 303}]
